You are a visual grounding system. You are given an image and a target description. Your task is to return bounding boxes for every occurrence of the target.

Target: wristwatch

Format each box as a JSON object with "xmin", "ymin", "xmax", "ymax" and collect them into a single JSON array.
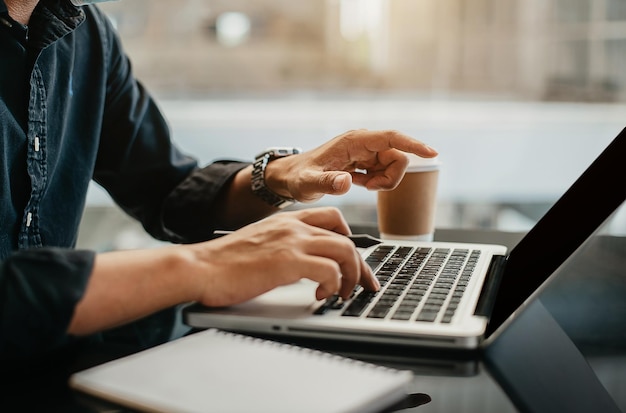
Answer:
[{"xmin": 251, "ymin": 147, "xmax": 301, "ymax": 209}]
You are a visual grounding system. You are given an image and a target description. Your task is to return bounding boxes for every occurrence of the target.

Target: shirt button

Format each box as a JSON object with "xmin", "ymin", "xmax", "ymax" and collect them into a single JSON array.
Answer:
[
  {"xmin": 26, "ymin": 212, "xmax": 33, "ymax": 228},
  {"xmin": 34, "ymin": 136, "xmax": 40, "ymax": 152}
]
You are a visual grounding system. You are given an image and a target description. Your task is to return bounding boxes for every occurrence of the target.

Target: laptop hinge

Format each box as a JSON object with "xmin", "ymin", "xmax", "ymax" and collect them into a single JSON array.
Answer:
[{"xmin": 474, "ymin": 255, "xmax": 507, "ymax": 317}]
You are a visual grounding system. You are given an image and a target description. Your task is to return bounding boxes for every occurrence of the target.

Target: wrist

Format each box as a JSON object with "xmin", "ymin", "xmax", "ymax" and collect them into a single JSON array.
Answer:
[
  {"xmin": 263, "ymin": 155, "xmax": 294, "ymax": 199},
  {"xmin": 174, "ymin": 245, "xmax": 214, "ymax": 304},
  {"xmin": 149, "ymin": 246, "xmax": 205, "ymax": 304},
  {"xmin": 251, "ymin": 147, "xmax": 301, "ymax": 209}
]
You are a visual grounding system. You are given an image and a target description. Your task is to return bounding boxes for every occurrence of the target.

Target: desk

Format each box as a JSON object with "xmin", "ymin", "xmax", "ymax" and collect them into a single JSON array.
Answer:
[{"xmin": 2, "ymin": 229, "xmax": 625, "ymax": 413}]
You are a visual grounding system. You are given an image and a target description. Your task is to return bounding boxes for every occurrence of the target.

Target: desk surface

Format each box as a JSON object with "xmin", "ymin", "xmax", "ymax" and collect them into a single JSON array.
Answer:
[{"xmin": 2, "ymin": 228, "xmax": 625, "ymax": 413}]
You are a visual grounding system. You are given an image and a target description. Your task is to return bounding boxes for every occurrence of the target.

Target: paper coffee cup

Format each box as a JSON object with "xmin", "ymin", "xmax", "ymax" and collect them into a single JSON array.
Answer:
[{"xmin": 377, "ymin": 154, "xmax": 440, "ymax": 241}]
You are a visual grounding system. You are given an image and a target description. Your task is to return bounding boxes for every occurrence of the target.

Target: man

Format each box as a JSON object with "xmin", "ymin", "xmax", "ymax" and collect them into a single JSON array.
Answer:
[{"xmin": 0, "ymin": 0, "xmax": 437, "ymax": 362}]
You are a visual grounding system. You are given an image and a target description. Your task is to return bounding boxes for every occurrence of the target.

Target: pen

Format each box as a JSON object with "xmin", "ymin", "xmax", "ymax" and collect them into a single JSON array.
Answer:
[{"xmin": 211, "ymin": 230, "xmax": 382, "ymax": 248}]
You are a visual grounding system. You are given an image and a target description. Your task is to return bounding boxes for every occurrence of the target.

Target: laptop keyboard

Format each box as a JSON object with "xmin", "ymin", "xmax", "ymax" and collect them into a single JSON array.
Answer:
[{"xmin": 316, "ymin": 245, "xmax": 481, "ymax": 323}]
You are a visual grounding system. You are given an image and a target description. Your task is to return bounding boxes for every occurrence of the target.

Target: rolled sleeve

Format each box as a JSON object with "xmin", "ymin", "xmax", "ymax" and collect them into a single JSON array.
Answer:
[
  {"xmin": 0, "ymin": 248, "xmax": 95, "ymax": 361},
  {"xmin": 162, "ymin": 161, "xmax": 249, "ymax": 243}
]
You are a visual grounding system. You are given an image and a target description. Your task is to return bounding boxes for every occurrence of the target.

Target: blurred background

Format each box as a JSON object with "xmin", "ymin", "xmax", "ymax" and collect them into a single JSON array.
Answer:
[{"xmin": 79, "ymin": 0, "xmax": 626, "ymax": 251}]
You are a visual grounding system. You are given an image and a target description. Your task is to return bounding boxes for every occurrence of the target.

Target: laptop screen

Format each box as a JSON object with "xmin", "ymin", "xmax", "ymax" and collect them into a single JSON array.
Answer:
[{"xmin": 486, "ymin": 127, "xmax": 626, "ymax": 337}]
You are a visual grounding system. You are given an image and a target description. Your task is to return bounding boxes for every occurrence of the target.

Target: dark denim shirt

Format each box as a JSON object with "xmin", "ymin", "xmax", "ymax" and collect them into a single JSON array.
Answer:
[{"xmin": 0, "ymin": 0, "xmax": 247, "ymax": 361}]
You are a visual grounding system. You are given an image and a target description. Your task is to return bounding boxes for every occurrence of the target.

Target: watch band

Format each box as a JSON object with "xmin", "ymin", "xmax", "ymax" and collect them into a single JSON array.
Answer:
[{"xmin": 251, "ymin": 147, "xmax": 301, "ymax": 209}]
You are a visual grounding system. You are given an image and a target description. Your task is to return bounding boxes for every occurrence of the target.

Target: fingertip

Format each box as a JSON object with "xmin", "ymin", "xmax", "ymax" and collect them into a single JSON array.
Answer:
[
  {"xmin": 424, "ymin": 144, "xmax": 438, "ymax": 157},
  {"xmin": 366, "ymin": 274, "xmax": 380, "ymax": 292},
  {"xmin": 332, "ymin": 173, "xmax": 352, "ymax": 193},
  {"xmin": 362, "ymin": 264, "xmax": 380, "ymax": 291},
  {"xmin": 372, "ymin": 273, "xmax": 381, "ymax": 290},
  {"xmin": 316, "ymin": 285, "xmax": 332, "ymax": 301}
]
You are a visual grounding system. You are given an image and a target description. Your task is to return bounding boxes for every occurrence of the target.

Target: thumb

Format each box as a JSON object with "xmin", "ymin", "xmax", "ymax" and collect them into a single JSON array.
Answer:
[{"xmin": 318, "ymin": 171, "xmax": 352, "ymax": 195}]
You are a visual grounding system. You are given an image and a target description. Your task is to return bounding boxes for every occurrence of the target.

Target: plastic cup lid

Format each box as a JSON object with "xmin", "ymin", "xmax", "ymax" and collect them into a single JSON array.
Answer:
[{"xmin": 405, "ymin": 153, "xmax": 441, "ymax": 173}]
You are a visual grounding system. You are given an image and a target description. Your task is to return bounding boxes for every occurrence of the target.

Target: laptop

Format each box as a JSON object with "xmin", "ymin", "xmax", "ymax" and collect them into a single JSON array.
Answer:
[{"xmin": 184, "ymin": 127, "xmax": 626, "ymax": 350}]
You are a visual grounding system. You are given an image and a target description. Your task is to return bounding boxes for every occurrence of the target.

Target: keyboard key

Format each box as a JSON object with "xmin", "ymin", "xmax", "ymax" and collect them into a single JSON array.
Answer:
[
  {"xmin": 342, "ymin": 291, "xmax": 377, "ymax": 317},
  {"xmin": 313, "ymin": 295, "xmax": 342, "ymax": 315},
  {"xmin": 416, "ymin": 311, "xmax": 439, "ymax": 322}
]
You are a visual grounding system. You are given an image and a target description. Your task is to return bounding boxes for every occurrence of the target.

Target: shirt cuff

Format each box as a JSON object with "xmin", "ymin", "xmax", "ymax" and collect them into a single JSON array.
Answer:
[{"xmin": 161, "ymin": 160, "xmax": 249, "ymax": 243}]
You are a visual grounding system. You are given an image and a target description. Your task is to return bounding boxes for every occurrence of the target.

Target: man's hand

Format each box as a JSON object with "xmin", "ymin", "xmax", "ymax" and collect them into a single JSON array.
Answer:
[
  {"xmin": 265, "ymin": 129, "xmax": 438, "ymax": 203},
  {"xmin": 189, "ymin": 207, "xmax": 379, "ymax": 307}
]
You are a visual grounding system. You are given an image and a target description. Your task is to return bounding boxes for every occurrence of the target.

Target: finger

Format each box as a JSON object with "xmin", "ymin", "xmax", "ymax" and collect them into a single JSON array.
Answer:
[
  {"xmin": 292, "ymin": 207, "xmax": 352, "ymax": 237},
  {"xmin": 298, "ymin": 171, "xmax": 353, "ymax": 199},
  {"xmin": 357, "ymin": 253, "xmax": 379, "ymax": 292},
  {"xmin": 314, "ymin": 171, "xmax": 352, "ymax": 196},
  {"xmin": 350, "ymin": 156, "xmax": 409, "ymax": 190},
  {"xmin": 358, "ymin": 130, "xmax": 438, "ymax": 158},
  {"xmin": 289, "ymin": 255, "xmax": 342, "ymax": 300},
  {"xmin": 303, "ymin": 235, "xmax": 362, "ymax": 298}
]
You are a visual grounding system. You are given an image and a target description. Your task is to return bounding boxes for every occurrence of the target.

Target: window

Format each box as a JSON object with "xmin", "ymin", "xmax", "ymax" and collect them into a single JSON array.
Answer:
[{"xmin": 85, "ymin": 0, "xmax": 625, "ymax": 237}]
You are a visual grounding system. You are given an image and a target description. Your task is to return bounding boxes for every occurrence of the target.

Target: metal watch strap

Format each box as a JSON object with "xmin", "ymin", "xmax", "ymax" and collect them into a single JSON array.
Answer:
[{"xmin": 251, "ymin": 147, "xmax": 301, "ymax": 209}]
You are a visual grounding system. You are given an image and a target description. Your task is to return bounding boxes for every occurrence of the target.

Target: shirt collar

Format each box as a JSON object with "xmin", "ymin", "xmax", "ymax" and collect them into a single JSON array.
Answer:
[
  {"xmin": 0, "ymin": 0, "xmax": 85, "ymax": 48},
  {"xmin": 27, "ymin": 0, "xmax": 85, "ymax": 49}
]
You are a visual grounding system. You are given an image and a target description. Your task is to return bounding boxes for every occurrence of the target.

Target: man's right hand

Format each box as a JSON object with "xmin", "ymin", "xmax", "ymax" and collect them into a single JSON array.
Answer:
[{"xmin": 188, "ymin": 207, "xmax": 379, "ymax": 307}]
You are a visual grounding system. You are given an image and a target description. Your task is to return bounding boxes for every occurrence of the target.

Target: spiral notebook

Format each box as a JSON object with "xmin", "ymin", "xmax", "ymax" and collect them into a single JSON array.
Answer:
[{"xmin": 69, "ymin": 328, "xmax": 414, "ymax": 413}]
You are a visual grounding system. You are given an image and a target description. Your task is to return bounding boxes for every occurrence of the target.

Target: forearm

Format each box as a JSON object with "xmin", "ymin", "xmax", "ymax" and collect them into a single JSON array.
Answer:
[{"xmin": 67, "ymin": 246, "xmax": 200, "ymax": 336}]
